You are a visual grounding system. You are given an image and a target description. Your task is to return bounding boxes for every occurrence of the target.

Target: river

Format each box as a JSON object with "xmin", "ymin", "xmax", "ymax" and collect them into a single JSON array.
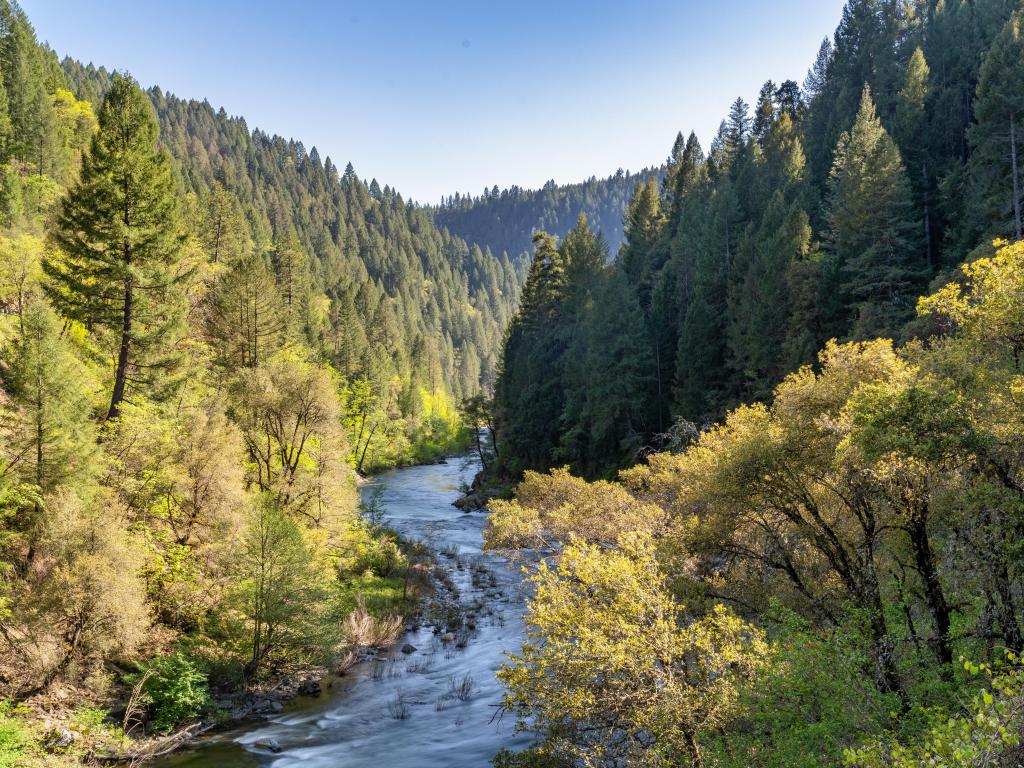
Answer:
[{"xmin": 162, "ymin": 453, "xmax": 532, "ymax": 768}]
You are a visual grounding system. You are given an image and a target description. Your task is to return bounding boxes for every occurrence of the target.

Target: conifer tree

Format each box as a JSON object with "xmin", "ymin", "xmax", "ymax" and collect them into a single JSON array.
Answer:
[
  {"xmin": 46, "ymin": 74, "xmax": 188, "ymax": 419},
  {"xmin": 557, "ymin": 270, "xmax": 653, "ymax": 476},
  {"xmin": 205, "ymin": 252, "xmax": 287, "ymax": 370},
  {"xmin": 618, "ymin": 178, "xmax": 667, "ymax": 305},
  {"xmin": 969, "ymin": 10, "xmax": 1024, "ymax": 242},
  {"xmin": 4, "ymin": 300, "xmax": 96, "ymax": 565},
  {"xmin": 895, "ymin": 47, "xmax": 933, "ymax": 266},
  {"xmin": 667, "ymin": 133, "xmax": 706, "ymax": 232},
  {"xmin": 0, "ymin": 67, "xmax": 11, "ymax": 162},
  {"xmin": 494, "ymin": 232, "xmax": 568, "ymax": 475},
  {"xmin": 0, "ymin": 1, "xmax": 55, "ymax": 171},
  {"xmin": 199, "ymin": 181, "xmax": 250, "ymax": 264},
  {"xmin": 824, "ymin": 85, "xmax": 923, "ymax": 340}
]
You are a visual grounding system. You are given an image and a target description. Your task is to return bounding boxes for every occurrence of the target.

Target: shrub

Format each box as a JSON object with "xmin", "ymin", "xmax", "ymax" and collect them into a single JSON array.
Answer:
[{"xmin": 137, "ymin": 653, "xmax": 210, "ymax": 732}]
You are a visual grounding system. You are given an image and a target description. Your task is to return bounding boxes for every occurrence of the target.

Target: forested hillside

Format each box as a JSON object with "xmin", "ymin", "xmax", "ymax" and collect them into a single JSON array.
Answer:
[
  {"xmin": 486, "ymin": 1, "xmax": 1024, "ymax": 766},
  {"xmin": 433, "ymin": 167, "xmax": 661, "ymax": 262},
  {"xmin": 0, "ymin": 0, "xmax": 518, "ymax": 759},
  {"xmin": 495, "ymin": 0, "xmax": 1024, "ymax": 479},
  {"xmin": 59, "ymin": 60, "xmax": 526, "ymax": 464}
]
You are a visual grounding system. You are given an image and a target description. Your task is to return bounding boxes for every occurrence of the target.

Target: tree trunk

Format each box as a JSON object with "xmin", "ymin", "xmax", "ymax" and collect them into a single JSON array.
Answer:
[
  {"xmin": 684, "ymin": 729, "xmax": 703, "ymax": 768},
  {"xmin": 1012, "ymin": 113, "xmax": 1022, "ymax": 241},
  {"xmin": 107, "ymin": 276, "xmax": 133, "ymax": 420},
  {"xmin": 907, "ymin": 504, "xmax": 952, "ymax": 665},
  {"xmin": 923, "ymin": 161, "xmax": 933, "ymax": 270},
  {"xmin": 475, "ymin": 427, "xmax": 487, "ymax": 469}
]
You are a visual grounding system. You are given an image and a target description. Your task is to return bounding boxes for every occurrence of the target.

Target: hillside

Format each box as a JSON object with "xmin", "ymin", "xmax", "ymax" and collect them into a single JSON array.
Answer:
[{"xmin": 433, "ymin": 166, "xmax": 663, "ymax": 262}]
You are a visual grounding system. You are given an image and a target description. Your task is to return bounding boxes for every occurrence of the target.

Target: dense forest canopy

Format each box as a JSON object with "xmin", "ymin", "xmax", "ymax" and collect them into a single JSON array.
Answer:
[
  {"xmin": 0, "ymin": 0, "xmax": 522, "ymax": 756},
  {"xmin": 433, "ymin": 167, "xmax": 663, "ymax": 263},
  {"xmin": 494, "ymin": 0, "xmax": 1024, "ymax": 480}
]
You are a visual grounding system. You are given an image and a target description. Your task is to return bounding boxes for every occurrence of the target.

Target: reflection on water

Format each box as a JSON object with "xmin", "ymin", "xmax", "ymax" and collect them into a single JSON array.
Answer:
[{"xmin": 162, "ymin": 455, "xmax": 532, "ymax": 768}]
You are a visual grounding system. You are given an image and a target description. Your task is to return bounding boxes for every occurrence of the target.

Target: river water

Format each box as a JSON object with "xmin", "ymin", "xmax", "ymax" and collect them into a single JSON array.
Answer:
[{"xmin": 163, "ymin": 454, "xmax": 532, "ymax": 768}]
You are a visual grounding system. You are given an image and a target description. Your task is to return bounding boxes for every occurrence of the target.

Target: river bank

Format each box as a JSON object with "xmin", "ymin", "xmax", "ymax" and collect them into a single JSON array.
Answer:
[{"xmin": 155, "ymin": 452, "xmax": 531, "ymax": 767}]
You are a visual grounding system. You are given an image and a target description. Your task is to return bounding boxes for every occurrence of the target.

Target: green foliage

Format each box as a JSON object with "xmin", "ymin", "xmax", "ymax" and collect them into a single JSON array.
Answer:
[
  {"xmin": 846, "ymin": 656, "xmax": 1024, "ymax": 768},
  {"xmin": 0, "ymin": 702, "xmax": 29, "ymax": 768},
  {"xmin": 493, "ymin": 238, "xmax": 1024, "ymax": 765},
  {"xmin": 825, "ymin": 86, "xmax": 924, "ymax": 340},
  {"xmin": 137, "ymin": 653, "xmax": 210, "ymax": 733},
  {"xmin": 710, "ymin": 605, "xmax": 896, "ymax": 768},
  {"xmin": 227, "ymin": 495, "xmax": 338, "ymax": 676},
  {"xmin": 491, "ymin": 0, "xmax": 1023, "ymax": 480},
  {"xmin": 435, "ymin": 168, "xmax": 655, "ymax": 263},
  {"xmin": 45, "ymin": 73, "xmax": 188, "ymax": 418},
  {"xmin": 968, "ymin": 10, "xmax": 1024, "ymax": 244}
]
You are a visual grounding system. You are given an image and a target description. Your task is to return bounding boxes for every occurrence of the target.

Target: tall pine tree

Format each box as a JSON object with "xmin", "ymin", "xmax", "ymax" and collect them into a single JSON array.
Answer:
[
  {"xmin": 46, "ymin": 73, "xmax": 188, "ymax": 418},
  {"xmin": 824, "ymin": 85, "xmax": 923, "ymax": 340},
  {"xmin": 968, "ymin": 10, "xmax": 1024, "ymax": 243}
]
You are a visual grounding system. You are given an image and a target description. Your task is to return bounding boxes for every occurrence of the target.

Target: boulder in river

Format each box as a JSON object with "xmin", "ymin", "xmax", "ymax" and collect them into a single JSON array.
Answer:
[
  {"xmin": 255, "ymin": 738, "xmax": 283, "ymax": 753},
  {"xmin": 401, "ymin": 643, "xmax": 417, "ymax": 654},
  {"xmin": 298, "ymin": 678, "xmax": 322, "ymax": 697}
]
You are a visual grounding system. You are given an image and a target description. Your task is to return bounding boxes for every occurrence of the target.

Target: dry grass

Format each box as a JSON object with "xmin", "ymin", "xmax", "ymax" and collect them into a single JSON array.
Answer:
[{"xmin": 341, "ymin": 597, "xmax": 404, "ymax": 649}]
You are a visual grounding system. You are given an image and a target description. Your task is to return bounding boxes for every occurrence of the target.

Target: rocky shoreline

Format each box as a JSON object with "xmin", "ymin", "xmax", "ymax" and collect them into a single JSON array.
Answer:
[{"xmin": 452, "ymin": 467, "xmax": 506, "ymax": 512}]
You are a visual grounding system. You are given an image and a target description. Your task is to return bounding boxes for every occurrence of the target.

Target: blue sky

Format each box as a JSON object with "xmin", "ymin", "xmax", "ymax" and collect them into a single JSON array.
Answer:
[{"xmin": 24, "ymin": 0, "xmax": 846, "ymax": 203}]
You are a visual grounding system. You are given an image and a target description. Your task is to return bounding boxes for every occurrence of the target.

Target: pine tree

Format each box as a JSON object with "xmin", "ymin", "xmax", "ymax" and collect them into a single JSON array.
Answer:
[
  {"xmin": 272, "ymin": 232, "xmax": 306, "ymax": 330},
  {"xmin": 205, "ymin": 252, "xmax": 287, "ymax": 370},
  {"xmin": 728, "ymin": 195, "xmax": 815, "ymax": 401},
  {"xmin": 5, "ymin": 300, "xmax": 96, "ymax": 565},
  {"xmin": 199, "ymin": 181, "xmax": 250, "ymax": 264},
  {"xmin": 824, "ymin": 85, "xmax": 923, "ymax": 340},
  {"xmin": 753, "ymin": 81, "xmax": 778, "ymax": 140},
  {"xmin": 668, "ymin": 132, "xmax": 706, "ymax": 233},
  {"xmin": 895, "ymin": 47, "xmax": 933, "ymax": 267},
  {"xmin": 0, "ymin": 1, "xmax": 55, "ymax": 171},
  {"xmin": 494, "ymin": 232, "xmax": 568, "ymax": 475},
  {"xmin": 969, "ymin": 11, "xmax": 1024, "ymax": 242},
  {"xmin": 618, "ymin": 178, "xmax": 667, "ymax": 304},
  {"xmin": 558, "ymin": 270, "xmax": 653, "ymax": 476},
  {"xmin": 0, "ymin": 66, "xmax": 11, "ymax": 162},
  {"xmin": 46, "ymin": 74, "xmax": 188, "ymax": 419}
]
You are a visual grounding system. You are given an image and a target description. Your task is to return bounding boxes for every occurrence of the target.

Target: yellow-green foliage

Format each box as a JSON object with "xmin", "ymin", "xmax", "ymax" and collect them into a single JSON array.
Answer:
[
  {"xmin": 0, "ymin": 703, "xmax": 30, "ymax": 768},
  {"xmin": 345, "ymin": 381, "xmax": 469, "ymax": 474},
  {"xmin": 500, "ymin": 532, "xmax": 767, "ymax": 767},
  {"xmin": 485, "ymin": 466, "xmax": 665, "ymax": 552}
]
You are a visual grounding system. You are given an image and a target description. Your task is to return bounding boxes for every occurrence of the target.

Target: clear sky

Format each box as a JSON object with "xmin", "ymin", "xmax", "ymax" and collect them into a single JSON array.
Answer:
[{"xmin": 23, "ymin": 0, "xmax": 847, "ymax": 203}]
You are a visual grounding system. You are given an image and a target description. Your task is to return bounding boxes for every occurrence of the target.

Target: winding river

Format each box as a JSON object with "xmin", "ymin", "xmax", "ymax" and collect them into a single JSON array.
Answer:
[{"xmin": 163, "ymin": 453, "xmax": 532, "ymax": 768}]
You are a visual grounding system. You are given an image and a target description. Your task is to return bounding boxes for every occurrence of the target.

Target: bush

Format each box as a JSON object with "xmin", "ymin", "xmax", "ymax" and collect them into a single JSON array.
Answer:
[{"xmin": 137, "ymin": 653, "xmax": 210, "ymax": 732}]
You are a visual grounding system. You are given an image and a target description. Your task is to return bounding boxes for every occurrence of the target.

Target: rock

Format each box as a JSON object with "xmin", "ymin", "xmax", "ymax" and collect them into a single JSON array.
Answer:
[
  {"xmin": 401, "ymin": 643, "xmax": 417, "ymax": 654},
  {"xmin": 255, "ymin": 738, "xmax": 283, "ymax": 753},
  {"xmin": 298, "ymin": 678, "xmax": 321, "ymax": 697},
  {"xmin": 43, "ymin": 728, "xmax": 76, "ymax": 751},
  {"xmin": 441, "ymin": 632, "xmax": 455, "ymax": 643},
  {"xmin": 269, "ymin": 701, "xmax": 284, "ymax": 714},
  {"xmin": 252, "ymin": 699, "xmax": 274, "ymax": 713}
]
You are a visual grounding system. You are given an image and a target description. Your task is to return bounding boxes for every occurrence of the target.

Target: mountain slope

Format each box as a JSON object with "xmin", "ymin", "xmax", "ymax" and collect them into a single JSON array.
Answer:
[{"xmin": 433, "ymin": 166, "xmax": 663, "ymax": 261}]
